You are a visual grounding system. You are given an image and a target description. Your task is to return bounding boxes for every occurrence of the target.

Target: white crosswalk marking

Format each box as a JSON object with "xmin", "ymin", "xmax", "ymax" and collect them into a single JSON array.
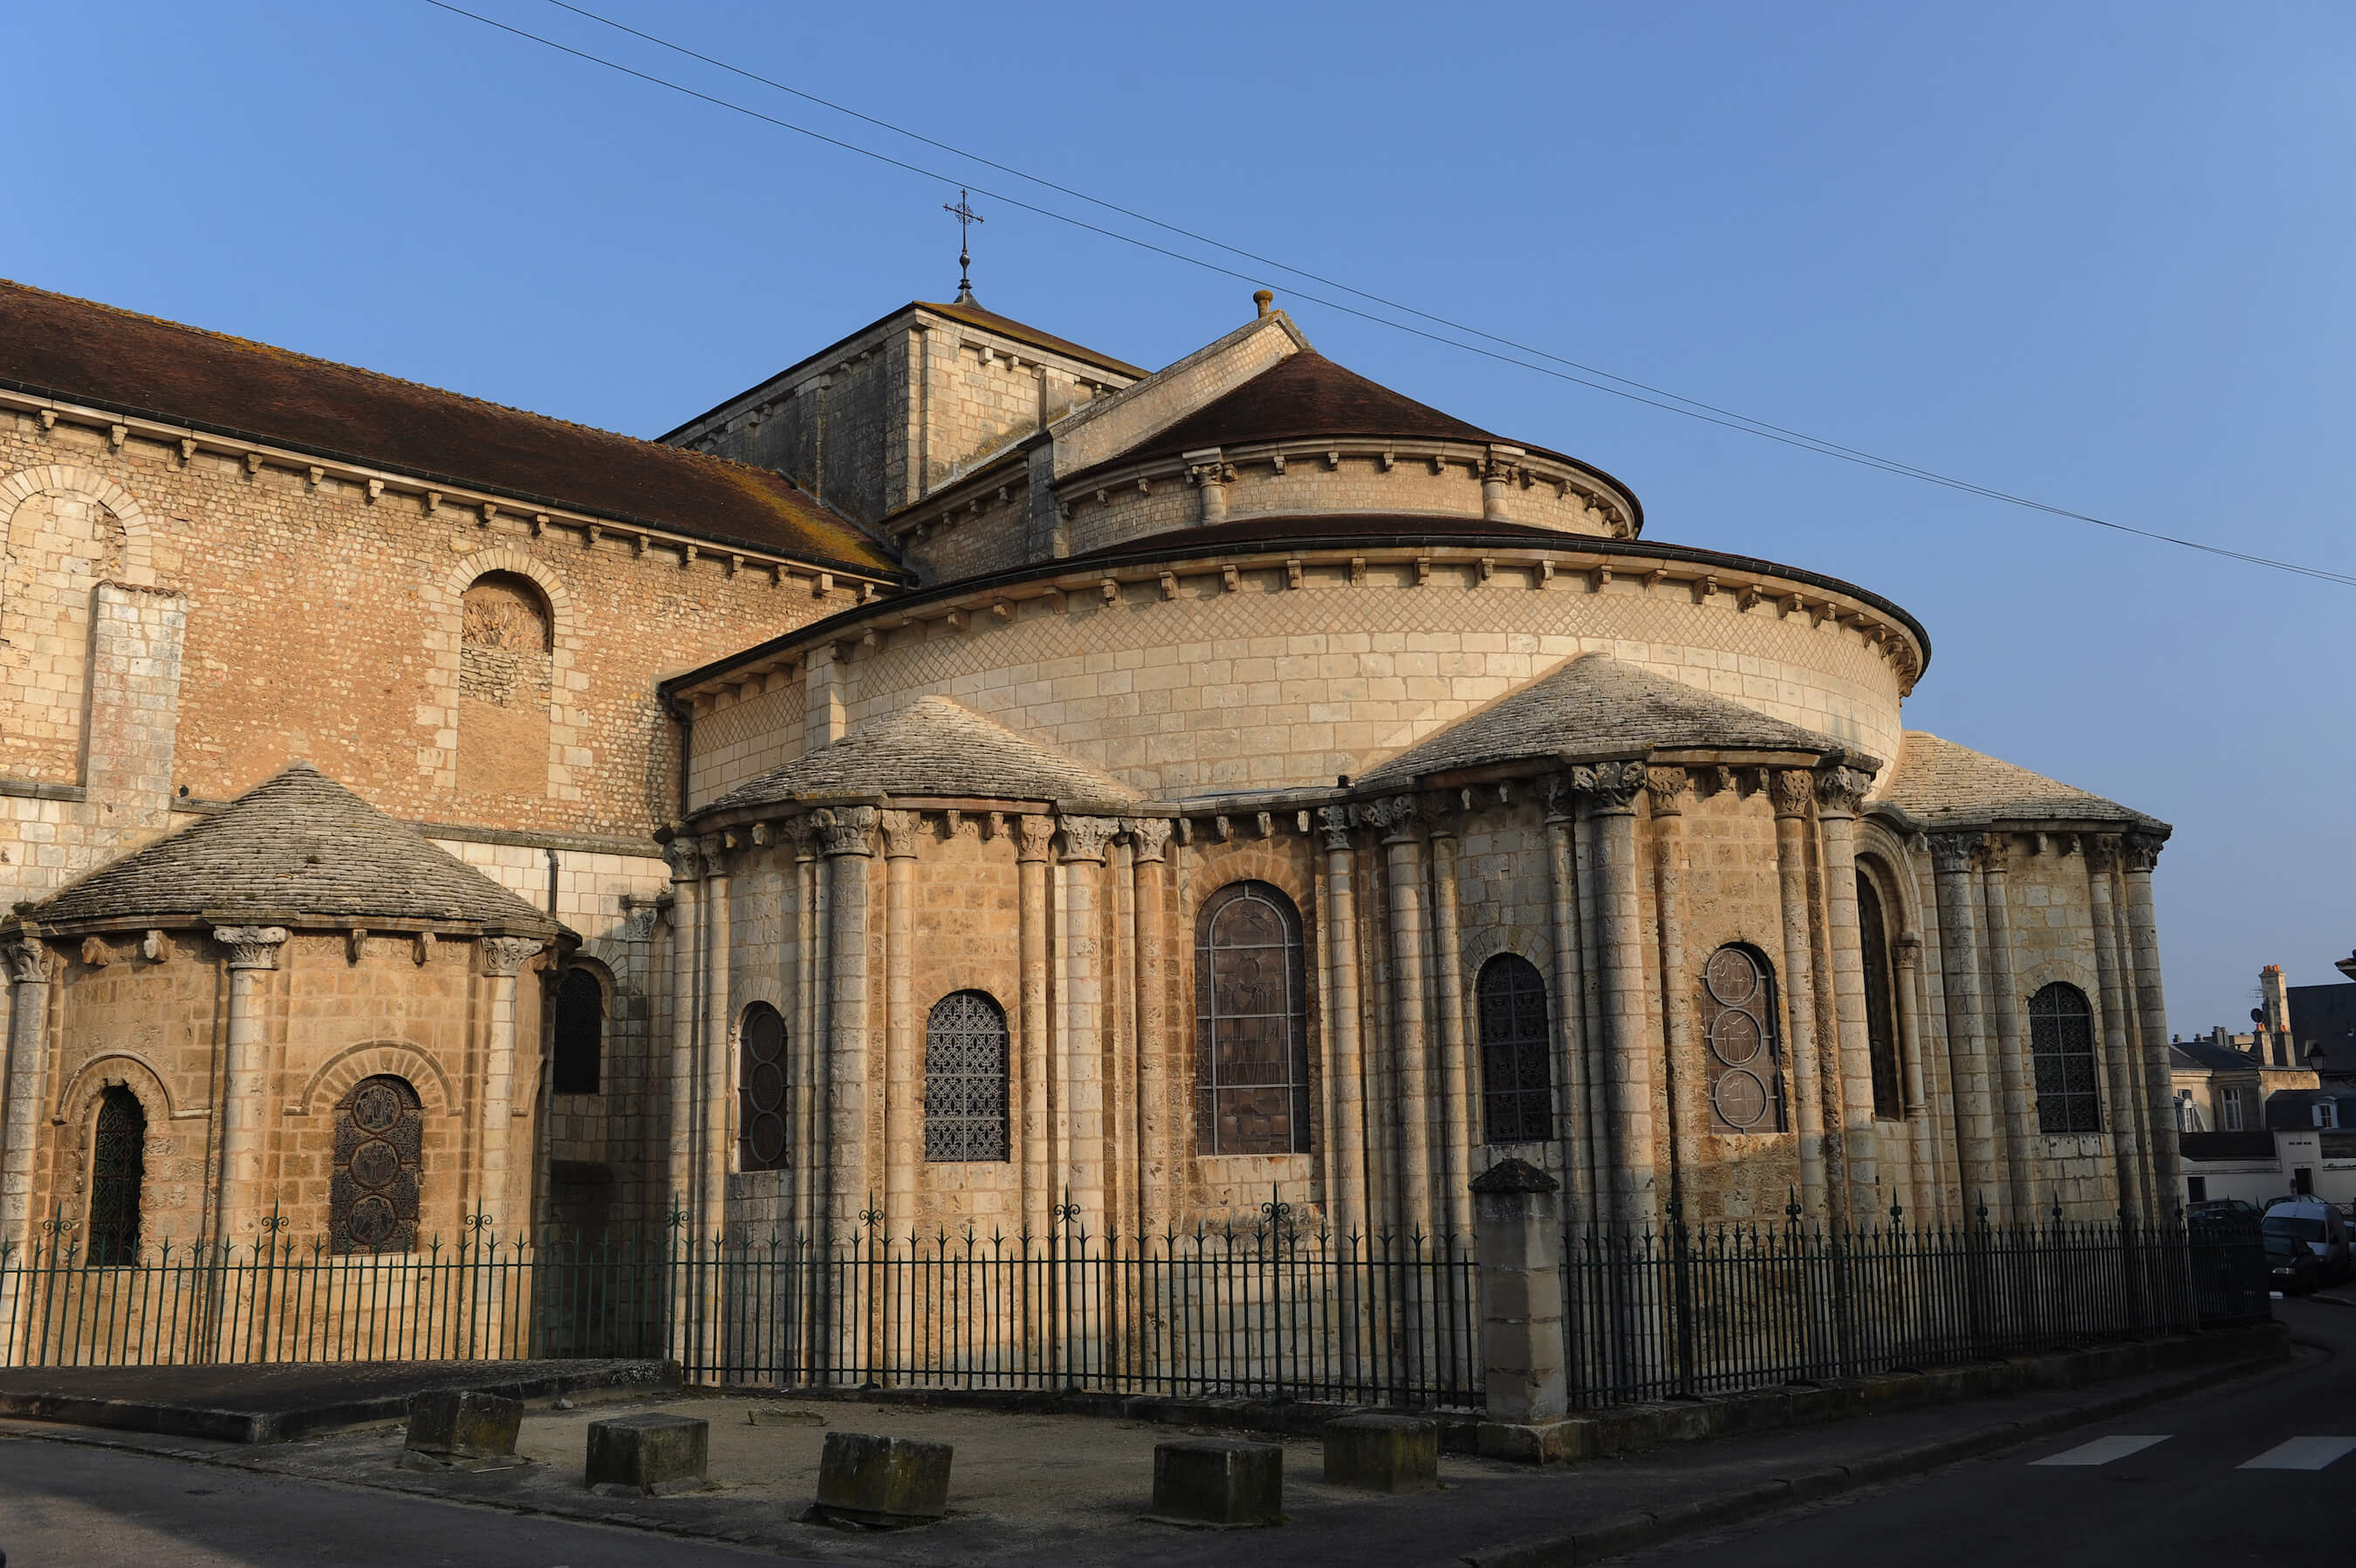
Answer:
[
  {"xmin": 2031, "ymin": 1434, "xmax": 2172, "ymax": 1467},
  {"xmin": 2238, "ymin": 1437, "xmax": 2356, "ymax": 1471}
]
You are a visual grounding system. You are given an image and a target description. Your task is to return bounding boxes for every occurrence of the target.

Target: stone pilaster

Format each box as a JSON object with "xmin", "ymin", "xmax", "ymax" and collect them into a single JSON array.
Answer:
[
  {"xmin": 1057, "ymin": 814, "xmax": 1120, "ymax": 1231},
  {"xmin": 1317, "ymin": 805, "xmax": 1369, "ymax": 1236},
  {"xmin": 1646, "ymin": 767, "xmax": 1700, "ymax": 1214},
  {"xmin": 1428, "ymin": 818, "xmax": 1476, "ymax": 1239},
  {"xmin": 663, "ymin": 838, "xmax": 702, "ymax": 1231},
  {"xmin": 212, "ymin": 925, "xmax": 289, "ymax": 1247},
  {"xmin": 1017, "ymin": 815, "xmax": 1054, "ymax": 1242},
  {"xmin": 1576, "ymin": 760, "xmax": 1655, "ymax": 1231},
  {"xmin": 1770, "ymin": 770, "xmax": 1830, "ymax": 1216},
  {"xmin": 0, "ymin": 938, "xmax": 57, "ymax": 1262},
  {"xmin": 698, "ymin": 833, "xmax": 735, "ymax": 1241},
  {"xmin": 476, "ymin": 935, "xmax": 546, "ymax": 1234},
  {"xmin": 1540, "ymin": 780, "xmax": 1594, "ymax": 1226},
  {"xmin": 1929, "ymin": 832, "xmax": 2003, "ymax": 1216},
  {"xmin": 1126, "ymin": 818, "xmax": 1173, "ymax": 1237},
  {"xmin": 1814, "ymin": 765, "xmax": 1880, "ymax": 1223},
  {"xmin": 1369, "ymin": 794, "xmax": 1435, "ymax": 1234},
  {"xmin": 816, "ymin": 806, "xmax": 875, "ymax": 1235},
  {"xmin": 1976, "ymin": 835, "xmax": 2036, "ymax": 1216},
  {"xmin": 879, "ymin": 810, "xmax": 922, "ymax": 1233}
]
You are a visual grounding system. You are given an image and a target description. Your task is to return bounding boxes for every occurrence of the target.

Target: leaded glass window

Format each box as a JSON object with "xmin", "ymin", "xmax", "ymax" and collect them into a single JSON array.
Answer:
[
  {"xmin": 1195, "ymin": 881, "xmax": 1312, "ymax": 1156},
  {"xmin": 2031, "ymin": 983, "xmax": 2101, "ymax": 1133},
  {"xmin": 552, "ymin": 966, "xmax": 604, "ymax": 1095},
  {"xmin": 1476, "ymin": 955, "xmax": 1553, "ymax": 1145},
  {"xmin": 924, "ymin": 991, "xmax": 1010, "ymax": 1162},
  {"xmin": 1858, "ymin": 873, "xmax": 1905, "ymax": 1120},
  {"xmin": 1700, "ymin": 945, "xmax": 1787, "ymax": 1134},
  {"xmin": 86, "ymin": 1086, "xmax": 146, "ymax": 1265},
  {"xmin": 738, "ymin": 1003, "xmax": 791, "ymax": 1173},
  {"xmin": 331, "ymin": 1076, "xmax": 421, "ymax": 1255}
]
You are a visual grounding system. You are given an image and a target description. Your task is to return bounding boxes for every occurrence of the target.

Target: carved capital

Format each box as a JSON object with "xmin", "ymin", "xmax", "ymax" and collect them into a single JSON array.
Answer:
[
  {"xmin": 2084, "ymin": 833, "xmax": 2121, "ymax": 873},
  {"xmin": 1977, "ymin": 833, "xmax": 2011, "ymax": 874},
  {"xmin": 1928, "ymin": 832, "xmax": 1985, "ymax": 876},
  {"xmin": 2122, "ymin": 830, "xmax": 2166, "ymax": 874},
  {"xmin": 1894, "ymin": 932, "xmax": 1923, "ymax": 970},
  {"xmin": 663, "ymin": 838, "xmax": 702, "ymax": 883},
  {"xmin": 1813, "ymin": 764, "xmax": 1873, "ymax": 818},
  {"xmin": 1016, "ymin": 814, "xmax": 1057, "ymax": 864},
  {"xmin": 213, "ymin": 925, "xmax": 291, "ymax": 971},
  {"xmin": 1124, "ymin": 817, "xmax": 1172, "ymax": 864},
  {"xmin": 1057, "ymin": 814, "xmax": 1121, "ymax": 863},
  {"xmin": 878, "ymin": 808, "xmax": 925, "ymax": 859},
  {"xmin": 1573, "ymin": 758, "xmax": 1649, "ymax": 814},
  {"xmin": 776, "ymin": 814, "xmax": 816, "ymax": 857},
  {"xmin": 1644, "ymin": 765, "xmax": 1692, "ymax": 816},
  {"xmin": 1316, "ymin": 803, "xmax": 1356, "ymax": 852},
  {"xmin": 812, "ymin": 805, "xmax": 877, "ymax": 858},
  {"xmin": 1361, "ymin": 793, "xmax": 1421, "ymax": 841},
  {"xmin": 478, "ymin": 935, "xmax": 545, "ymax": 978},
  {"xmin": 1542, "ymin": 773, "xmax": 1576, "ymax": 822},
  {"xmin": 3, "ymin": 938, "xmax": 54, "ymax": 986},
  {"xmin": 696, "ymin": 832, "xmax": 735, "ymax": 879},
  {"xmin": 1767, "ymin": 768, "xmax": 1816, "ymax": 820}
]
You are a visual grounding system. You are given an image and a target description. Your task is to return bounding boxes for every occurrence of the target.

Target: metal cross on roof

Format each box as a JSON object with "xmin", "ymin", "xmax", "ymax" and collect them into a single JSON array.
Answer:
[{"xmin": 943, "ymin": 189, "xmax": 985, "ymax": 305}]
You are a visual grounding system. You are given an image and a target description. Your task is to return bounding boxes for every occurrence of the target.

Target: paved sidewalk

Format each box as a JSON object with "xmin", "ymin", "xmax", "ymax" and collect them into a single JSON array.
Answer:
[{"xmin": 0, "ymin": 1331, "xmax": 2305, "ymax": 1567}]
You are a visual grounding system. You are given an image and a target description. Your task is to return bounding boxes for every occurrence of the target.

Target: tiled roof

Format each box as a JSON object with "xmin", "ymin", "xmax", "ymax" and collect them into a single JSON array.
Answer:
[
  {"xmin": 19, "ymin": 763, "xmax": 563, "ymax": 935},
  {"xmin": 2171, "ymin": 1039, "xmax": 2262, "ymax": 1074},
  {"xmin": 917, "ymin": 298, "xmax": 1147, "ymax": 380},
  {"xmin": 707, "ymin": 695, "xmax": 1140, "ymax": 811},
  {"xmin": 0, "ymin": 277, "xmax": 899, "ymax": 575},
  {"xmin": 1880, "ymin": 731, "xmax": 2150, "ymax": 828},
  {"xmin": 1360, "ymin": 652, "xmax": 1846, "ymax": 784}
]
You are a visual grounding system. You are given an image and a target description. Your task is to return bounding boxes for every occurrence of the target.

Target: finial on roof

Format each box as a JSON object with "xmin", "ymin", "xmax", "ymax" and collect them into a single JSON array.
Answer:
[
  {"xmin": 943, "ymin": 189, "xmax": 986, "ymax": 305},
  {"xmin": 1253, "ymin": 289, "xmax": 1274, "ymax": 318}
]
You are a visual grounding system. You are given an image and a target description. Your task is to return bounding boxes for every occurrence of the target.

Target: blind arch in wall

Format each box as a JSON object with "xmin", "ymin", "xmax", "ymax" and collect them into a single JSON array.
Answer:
[
  {"xmin": 1195, "ymin": 880, "xmax": 1311, "ymax": 1156},
  {"xmin": 1476, "ymin": 954, "xmax": 1553, "ymax": 1145},
  {"xmin": 1857, "ymin": 872, "xmax": 1905, "ymax": 1120},
  {"xmin": 925, "ymin": 990, "xmax": 1010, "ymax": 1162}
]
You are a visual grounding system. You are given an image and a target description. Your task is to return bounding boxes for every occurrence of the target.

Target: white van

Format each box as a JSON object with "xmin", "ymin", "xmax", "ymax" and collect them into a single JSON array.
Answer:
[{"xmin": 2263, "ymin": 1198, "xmax": 2352, "ymax": 1285}]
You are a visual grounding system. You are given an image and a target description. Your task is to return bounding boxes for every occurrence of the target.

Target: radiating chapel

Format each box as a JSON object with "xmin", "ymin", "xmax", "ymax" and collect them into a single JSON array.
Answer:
[{"xmin": 0, "ymin": 277, "xmax": 2184, "ymax": 1283}]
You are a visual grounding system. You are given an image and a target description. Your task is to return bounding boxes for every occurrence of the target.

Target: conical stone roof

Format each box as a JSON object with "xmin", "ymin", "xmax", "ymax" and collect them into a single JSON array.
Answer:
[
  {"xmin": 708, "ymin": 695, "xmax": 1140, "ymax": 811},
  {"xmin": 19, "ymin": 762, "xmax": 564, "ymax": 935},
  {"xmin": 1359, "ymin": 652, "xmax": 1848, "ymax": 784}
]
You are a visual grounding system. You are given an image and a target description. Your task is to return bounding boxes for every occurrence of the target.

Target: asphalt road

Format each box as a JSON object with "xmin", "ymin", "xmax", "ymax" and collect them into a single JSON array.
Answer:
[
  {"xmin": 0, "ymin": 1443, "xmax": 794, "ymax": 1567},
  {"xmin": 1622, "ymin": 1294, "xmax": 2356, "ymax": 1568}
]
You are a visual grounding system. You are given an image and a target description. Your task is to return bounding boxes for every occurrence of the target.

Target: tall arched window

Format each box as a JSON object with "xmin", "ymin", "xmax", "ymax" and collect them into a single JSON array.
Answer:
[
  {"xmin": 551, "ymin": 966, "xmax": 604, "ymax": 1095},
  {"xmin": 456, "ymin": 571, "xmax": 551, "ymax": 799},
  {"xmin": 332, "ymin": 1076, "xmax": 421, "ymax": 1255},
  {"xmin": 1476, "ymin": 955, "xmax": 1553, "ymax": 1145},
  {"xmin": 86, "ymin": 1086, "xmax": 147, "ymax": 1265},
  {"xmin": 1699, "ymin": 945, "xmax": 1787, "ymax": 1133},
  {"xmin": 2031, "ymin": 983, "xmax": 2102, "ymax": 1133},
  {"xmin": 1195, "ymin": 881, "xmax": 1312, "ymax": 1155},
  {"xmin": 925, "ymin": 991, "xmax": 1010, "ymax": 1162},
  {"xmin": 738, "ymin": 1003, "xmax": 790, "ymax": 1173},
  {"xmin": 1857, "ymin": 872, "xmax": 1905, "ymax": 1120}
]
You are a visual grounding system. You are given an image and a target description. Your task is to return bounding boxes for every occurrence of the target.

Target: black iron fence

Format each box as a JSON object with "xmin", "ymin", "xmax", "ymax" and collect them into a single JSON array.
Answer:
[{"xmin": 0, "ymin": 1205, "xmax": 2266, "ymax": 1415}]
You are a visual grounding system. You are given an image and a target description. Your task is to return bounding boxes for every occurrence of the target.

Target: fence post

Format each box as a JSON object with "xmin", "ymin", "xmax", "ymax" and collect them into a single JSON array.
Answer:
[{"xmin": 1471, "ymin": 1158, "xmax": 1571, "ymax": 1462}]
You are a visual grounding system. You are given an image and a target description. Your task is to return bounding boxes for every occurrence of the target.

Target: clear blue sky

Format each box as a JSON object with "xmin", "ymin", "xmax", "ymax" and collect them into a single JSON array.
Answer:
[{"xmin": 8, "ymin": 2, "xmax": 2350, "ymax": 1031}]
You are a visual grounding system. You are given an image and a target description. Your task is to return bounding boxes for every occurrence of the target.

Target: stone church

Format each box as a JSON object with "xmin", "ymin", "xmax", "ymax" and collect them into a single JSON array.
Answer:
[{"xmin": 0, "ymin": 275, "xmax": 2185, "ymax": 1284}]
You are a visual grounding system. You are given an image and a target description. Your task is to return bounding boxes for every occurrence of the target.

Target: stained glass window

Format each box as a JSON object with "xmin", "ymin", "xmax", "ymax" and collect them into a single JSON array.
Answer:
[
  {"xmin": 2031, "ymin": 983, "xmax": 2102, "ymax": 1134},
  {"xmin": 924, "ymin": 991, "xmax": 1010, "ymax": 1162},
  {"xmin": 1476, "ymin": 955, "xmax": 1553, "ymax": 1145},
  {"xmin": 332, "ymin": 1076, "xmax": 421, "ymax": 1254},
  {"xmin": 1195, "ymin": 881, "xmax": 1311, "ymax": 1155}
]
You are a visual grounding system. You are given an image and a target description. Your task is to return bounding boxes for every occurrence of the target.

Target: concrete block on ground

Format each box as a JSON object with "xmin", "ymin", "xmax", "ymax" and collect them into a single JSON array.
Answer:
[
  {"xmin": 586, "ymin": 1412, "xmax": 709, "ymax": 1496},
  {"xmin": 1151, "ymin": 1438, "xmax": 1284, "ymax": 1527},
  {"xmin": 1322, "ymin": 1413, "xmax": 1438, "ymax": 1493},
  {"xmin": 812, "ymin": 1430, "xmax": 953, "ymax": 1526},
  {"xmin": 401, "ymin": 1389, "xmax": 523, "ymax": 1471}
]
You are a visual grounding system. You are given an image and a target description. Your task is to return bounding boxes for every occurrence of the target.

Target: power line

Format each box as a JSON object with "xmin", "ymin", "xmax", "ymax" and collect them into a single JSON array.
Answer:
[{"xmin": 411, "ymin": 0, "xmax": 2356, "ymax": 588}]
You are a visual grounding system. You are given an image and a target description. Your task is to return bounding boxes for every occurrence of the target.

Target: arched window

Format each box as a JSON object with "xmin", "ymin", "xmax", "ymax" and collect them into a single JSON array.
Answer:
[
  {"xmin": 1699, "ymin": 945, "xmax": 1787, "ymax": 1134},
  {"xmin": 2030, "ymin": 983, "xmax": 2102, "ymax": 1133},
  {"xmin": 1857, "ymin": 872, "xmax": 1905, "ymax": 1120},
  {"xmin": 925, "ymin": 991, "xmax": 1010, "ymax": 1162},
  {"xmin": 332, "ymin": 1076, "xmax": 421, "ymax": 1255},
  {"xmin": 551, "ymin": 966, "xmax": 604, "ymax": 1095},
  {"xmin": 1195, "ymin": 881, "xmax": 1311, "ymax": 1156},
  {"xmin": 738, "ymin": 1003, "xmax": 790, "ymax": 1173},
  {"xmin": 86, "ymin": 1086, "xmax": 147, "ymax": 1265},
  {"xmin": 456, "ymin": 571, "xmax": 551, "ymax": 798},
  {"xmin": 1476, "ymin": 955, "xmax": 1553, "ymax": 1145}
]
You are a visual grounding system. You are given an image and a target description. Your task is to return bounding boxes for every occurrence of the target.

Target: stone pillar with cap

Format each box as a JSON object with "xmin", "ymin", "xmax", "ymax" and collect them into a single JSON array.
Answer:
[
  {"xmin": 1369, "ymin": 794, "xmax": 1435, "ymax": 1234},
  {"xmin": 1317, "ymin": 805, "xmax": 1369, "ymax": 1239},
  {"xmin": 476, "ymin": 935, "xmax": 547, "ymax": 1236},
  {"xmin": 1058, "ymin": 814, "xmax": 1121, "ymax": 1233},
  {"xmin": 818, "ymin": 806, "xmax": 876, "ymax": 1236},
  {"xmin": 212, "ymin": 924, "xmax": 290, "ymax": 1249},
  {"xmin": 1579, "ymin": 760, "xmax": 1657, "ymax": 1231},
  {"xmin": 1930, "ymin": 832, "xmax": 2003, "ymax": 1216},
  {"xmin": 1769, "ymin": 770, "xmax": 1831, "ymax": 1217},
  {"xmin": 2122, "ymin": 832, "xmax": 2183, "ymax": 1209},
  {"xmin": 1471, "ymin": 1156, "xmax": 1569, "ymax": 1459},
  {"xmin": 0, "ymin": 936, "xmax": 56, "ymax": 1263}
]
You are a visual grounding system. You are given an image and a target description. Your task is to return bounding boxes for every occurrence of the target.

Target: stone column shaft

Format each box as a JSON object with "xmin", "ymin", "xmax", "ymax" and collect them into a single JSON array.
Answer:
[
  {"xmin": 1814, "ymin": 770, "xmax": 1880, "ymax": 1222},
  {"xmin": 664, "ymin": 845, "xmax": 701, "ymax": 1229},
  {"xmin": 1930, "ymin": 834, "xmax": 2003, "ymax": 1215},
  {"xmin": 2124, "ymin": 835, "xmax": 2182, "ymax": 1209},
  {"xmin": 880, "ymin": 811, "xmax": 921, "ymax": 1234},
  {"xmin": 0, "ymin": 941, "xmax": 57, "ymax": 1259},
  {"xmin": 1976, "ymin": 842, "xmax": 2037, "ymax": 1216},
  {"xmin": 700, "ymin": 840, "xmax": 735, "ymax": 1241},
  {"xmin": 1017, "ymin": 817, "xmax": 1053, "ymax": 1243},
  {"xmin": 1372, "ymin": 798, "xmax": 1435, "ymax": 1235},
  {"xmin": 1058, "ymin": 816, "xmax": 1120, "ymax": 1230},
  {"xmin": 1128, "ymin": 820, "xmax": 1172, "ymax": 1238},
  {"xmin": 1770, "ymin": 776, "xmax": 1830, "ymax": 1216},
  {"xmin": 1580, "ymin": 763, "xmax": 1656, "ymax": 1231},
  {"xmin": 1430, "ymin": 828, "xmax": 1476, "ymax": 1240},
  {"xmin": 1541, "ymin": 808, "xmax": 1593, "ymax": 1227},
  {"xmin": 1646, "ymin": 770, "xmax": 1700, "ymax": 1215},
  {"xmin": 1894, "ymin": 935, "xmax": 1938, "ymax": 1222},
  {"xmin": 2086, "ymin": 841, "xmax": 2147, "ymax": 1216},
  {"xmin": 212, "ymin": 926, "xmax": 288, "ymax": 1247},
  {"xmin": 1319, "ymin": 809, "xmax": 1369, "ymax": 1238},
  {"xmin": 819, "ymin": 808, "xmax": 875, "ymax": 1235}
]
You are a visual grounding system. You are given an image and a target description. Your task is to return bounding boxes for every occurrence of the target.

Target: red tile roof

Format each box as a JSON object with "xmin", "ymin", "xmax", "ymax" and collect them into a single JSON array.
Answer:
[{"xmin": 0, "ymin": 277, "xmax": 901, "ymax": 576}]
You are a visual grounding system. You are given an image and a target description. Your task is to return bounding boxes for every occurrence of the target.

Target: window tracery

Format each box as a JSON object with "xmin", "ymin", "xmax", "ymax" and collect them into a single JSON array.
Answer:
[
  {"xmin": 1195, "ymin": 881, "xmax": 1311, "ymax": 1156},
  {"xmin": 738, "ymin": 1003, "xmax": 790, "ymax": 1173},
  {"xmin": 924, "ymin": 991, "xmax": 1010, "ymax": 1162},
  {"xmin": 1476, "ymin": 955, "xmax": 1553, "ymax": 1145},
  {"xmin": 2030, "ymin": 983, "xmax": 2101, "ymax": 1134},
  {"xmin": 1699, "ymin": 945, "xmax": 1787, "ymax": 1134},
  {"xmin": 332, "ymin": 1075, "xmax": 421, "ymax": 1254}
]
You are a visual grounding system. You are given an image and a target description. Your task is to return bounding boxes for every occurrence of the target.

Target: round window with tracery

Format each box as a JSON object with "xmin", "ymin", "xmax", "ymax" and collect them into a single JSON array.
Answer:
[
  {"xmin": 332, "ymin": 1075, "xmax": 421, "ymax": 1254},
  {"xmin": 1698, "ymin": 946, "xmax": 1785, "ymax": 1135}
]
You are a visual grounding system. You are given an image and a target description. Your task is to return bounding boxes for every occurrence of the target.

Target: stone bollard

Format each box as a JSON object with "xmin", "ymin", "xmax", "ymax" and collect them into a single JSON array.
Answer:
[
  {"xmin": 586, "ymin": 1413, "xmax": 709, "ymax": 1496},
  {"xmin": 1150, "ymin": 1438, "xmax": 1284, "ymax": 1527},
  {"xmin": 401, "ymin": 1389, "xmax": 524, "ymax": 1471},
  {"xmin": 1321, "ymin": 1413, "xmax": 1439, "ymax": 1493},
  {"xmin": 812, "ymin": 1431, "xmax": 954, "ymax": 1526},
  {"xmin": 1472, "ymin": 1157, "xmax": 1572, "ymax": 1462}
]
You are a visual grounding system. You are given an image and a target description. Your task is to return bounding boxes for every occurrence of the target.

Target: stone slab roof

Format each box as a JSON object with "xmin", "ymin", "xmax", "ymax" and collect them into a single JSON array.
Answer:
[
  {"xmin": 0, "ymin": 277, "xmax": 898, "ymax": 576},
  {"xmin": 19, "ymin": 763, "xmax": 563, "ymax": 936},
  {"xmin": 708, "ymin": 695, "xmax": 1140, "ymax": 811},
  {"xmin": 1880, "ymin": 731, "xmax": 2150, "ymax": 829},
  {"xmin": 1360, "ymin": 652, "xmax": 1846, "ymax": 784}
]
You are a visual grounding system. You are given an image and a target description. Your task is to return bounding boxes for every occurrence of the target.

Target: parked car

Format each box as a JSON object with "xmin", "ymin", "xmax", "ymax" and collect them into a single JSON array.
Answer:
[
  {"xmin": 2187, "ymin": 1198, "xmax": 2258, "ymax": 1222},
  {"xmin": 2262, "ymin": 1199, "xmax": 2352, "ymax": 1286},
  {"xmin": 2264, "ymin": 1226, "xmax": 2322, "ymax": 1294}
]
